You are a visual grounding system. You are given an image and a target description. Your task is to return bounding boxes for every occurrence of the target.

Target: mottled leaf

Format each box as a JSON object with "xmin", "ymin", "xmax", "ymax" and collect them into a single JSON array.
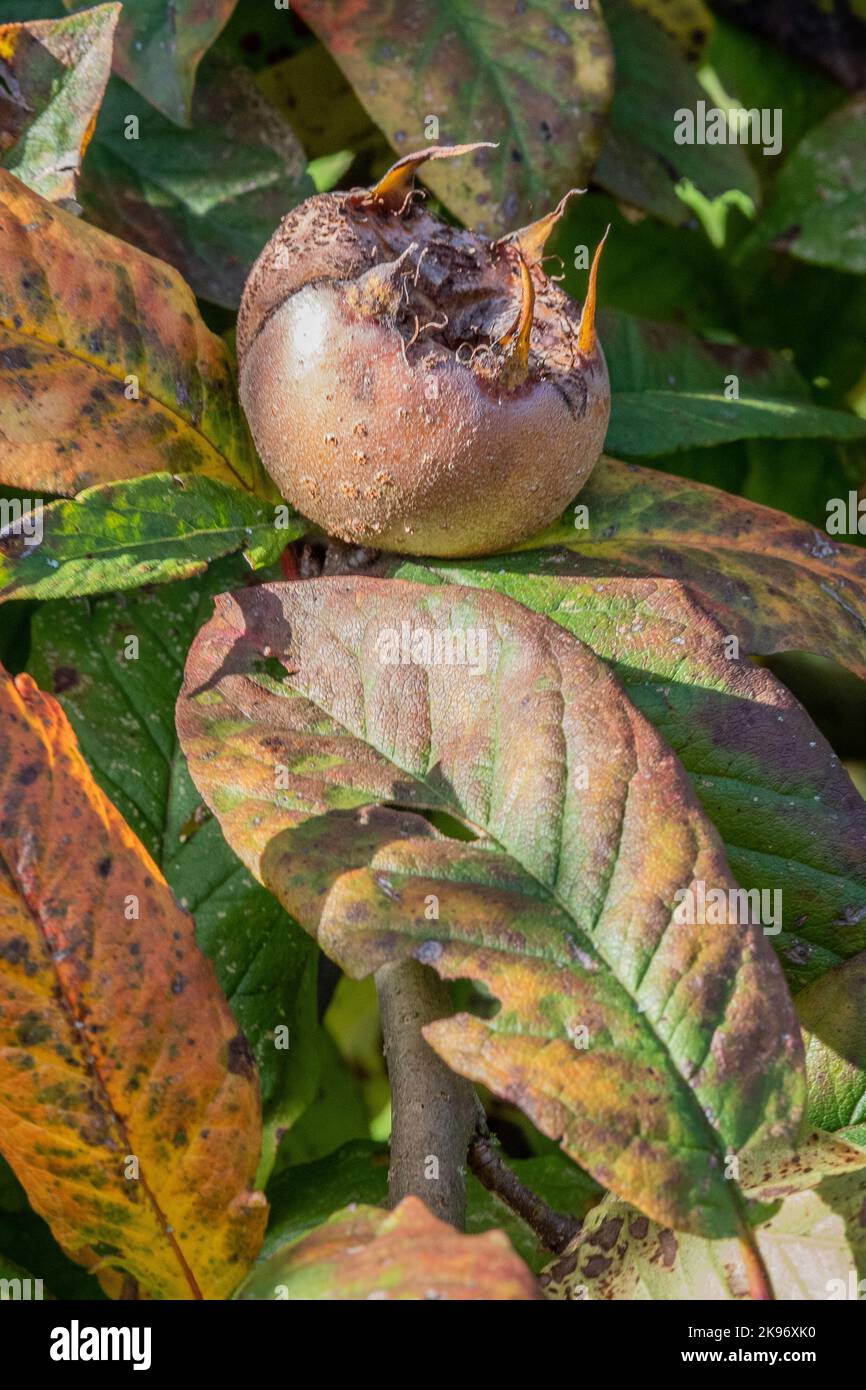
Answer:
[
  {"xmin": 292, "ymin": 0, "xmax": 614, "ymax": 235},
  {"xmin": 749, "ymin": 96, "xmax": 866, "ymax": 274},
  {"xmin": 26, "ymin": 561, "xmax": 320, "ymax": 1182},
  {"xmin": 63, "ymin": 0, "xmax": 238, "ymax": 125},
  {"xmin": 0, "ymin": 170, "xmax": 270, "ymax": 496},
  {"xmin": 542, "ymin": 1130, "xmax": 866, "ymax": 1300},
  {"xmin": 80, "ymin": 66, "xmax": 315, "ymax": 309},
  {"xmin": 387, "ymin": 563, "xmax": 866, "ymax": 988},
  {"xmin": 797, "ymin": 952, "xmax": 866, "ymax": 1134},
  {"xmin": 236, "ymin": 1195, "xmax": 539, "ymax": 1300},
  {"xmin": 519, "ymin": 457, "xmax": 866, "ymax": 682},
  {"xmin": 0, "ymin": 473, "xmax": 299, "ymax": 603},
  {"xmin": 594, "ymin": 0, "xmax": 759, "ymax": 225},
  {"xmin": 0, "ymin": 665, "xmax": 267, "ymax": 1298},
  {"xmin": 0, "ymin": 4, "xmax": 118, "ymax": 203},
  {"xmin": 177, "ymin": 578, "xmax": 803, "ymax": 1236}
]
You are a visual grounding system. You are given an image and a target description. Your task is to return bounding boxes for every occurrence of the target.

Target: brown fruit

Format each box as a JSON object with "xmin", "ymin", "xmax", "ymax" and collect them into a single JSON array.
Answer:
[{"xmin": 237, "ymin": 145, "xmax": 610, "ymax": 558}]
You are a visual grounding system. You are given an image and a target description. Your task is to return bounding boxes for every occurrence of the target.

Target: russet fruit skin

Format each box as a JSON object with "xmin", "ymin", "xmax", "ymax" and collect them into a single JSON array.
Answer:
[{"xmin": 237, "ymin": 147, "xmax": 610, "ymax": 558}]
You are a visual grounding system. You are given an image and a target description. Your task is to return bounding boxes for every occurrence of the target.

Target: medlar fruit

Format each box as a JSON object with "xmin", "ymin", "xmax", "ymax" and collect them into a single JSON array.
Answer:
[{"xmin": 237, "ymin": 145, "xmax": 609, "ymax": 558}]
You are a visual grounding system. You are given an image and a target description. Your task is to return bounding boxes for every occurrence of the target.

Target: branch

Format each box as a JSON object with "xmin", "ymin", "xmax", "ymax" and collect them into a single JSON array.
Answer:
[
  {"xmin": 375, "ymin": 958, "xmax": 478, "ymax": 1228},
  {"xmin": 468, "ymin": 1125, "xmax": 581, "ymax": 1255}
]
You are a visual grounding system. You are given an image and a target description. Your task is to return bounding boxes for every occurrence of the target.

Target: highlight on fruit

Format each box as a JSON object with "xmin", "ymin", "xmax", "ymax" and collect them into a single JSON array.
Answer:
[{"xmin": 237, "ymin": 145, "xmax": 610, "ymax": 558}]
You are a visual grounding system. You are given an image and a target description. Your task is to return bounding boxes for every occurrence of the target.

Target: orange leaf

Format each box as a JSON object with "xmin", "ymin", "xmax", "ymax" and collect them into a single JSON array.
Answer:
[{"xmin": 0, "ymin": 665, "xmax": 267, "ymax": 1298}]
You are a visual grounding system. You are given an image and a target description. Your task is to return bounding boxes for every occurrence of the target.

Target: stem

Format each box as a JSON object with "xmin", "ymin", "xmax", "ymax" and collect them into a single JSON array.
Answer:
[
  {"xmin": 737, "ymin": 1215, "xmax": 775, "ymax": 1301},
  {"xmin": 468, "ymin": 1126, "xmax": 581, "ymax": 1254},
  {"xmin": 375, "ymin": 959, "xmax": 478, "ymax": 1228}
]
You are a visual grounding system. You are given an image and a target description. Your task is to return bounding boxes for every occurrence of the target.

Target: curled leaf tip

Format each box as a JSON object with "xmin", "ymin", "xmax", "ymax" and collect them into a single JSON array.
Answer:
[
  {"xmin": 499, "ymin": 188, "xmax": 586, "ymax": 264},
  {"xmin": 359, "ymin": 142, "xmax": 499, "ymax": 212},
  {"xmin": 577, "ymin": 223, "xmax": 610, "ymax": 357}
]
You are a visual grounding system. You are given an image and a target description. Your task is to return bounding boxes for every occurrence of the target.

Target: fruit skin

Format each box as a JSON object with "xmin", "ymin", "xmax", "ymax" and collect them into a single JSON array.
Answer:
[{"xmin": 237, "ymin": 159, "xmax": 609, "ymax": 559}]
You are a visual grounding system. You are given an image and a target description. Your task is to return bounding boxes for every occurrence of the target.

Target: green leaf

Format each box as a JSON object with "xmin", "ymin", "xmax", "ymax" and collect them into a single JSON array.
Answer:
[
  {"xmin": 608, "ymin": 390, "xmax": 866, "ymax": 456},
  {"xmin": 80, "ymin": 67, "xmax": 316, "ymax": 309},
  {"xmin": 748, "ymin": 95, "xmax": 866, "ymax": 274},
  {"xmin": 387, "ymin": 560, "xmax": 866, "ymax": 989},
  {"xmin": 63, "ymin": 0, "xmax": 238, "ymax": 126},
  {"xmin": 0, "ymin": 1198, "xmax": 103, "ymax": 1299},
  {"xmin": 519, "ymin": 457, "xmax": 866, "ymax": 683},
  {"xmin": 291, "ymin": 0, "xmax": 614, "ymax": 235},
  {"xmin": 797, "ymin": 951, "xmax": 866, "ymax": 1133},
  {"xmin": 0, "ymin": 4, "xmax": 119, "ymax": 203},
  {"xmin": 0, "ymin": 473, "xmax": 301, "ymax": 603},
  {"xmin": 542, "ymin": 1130, "xmax": 866, "ymax": 1300},
  {"xmin": 708, "ymin": 14, "xmax": 845, "ymax": 157},
  {"xmin": 27, "ymin": 560, "xmax": 319, "ymax": 1182},
  {"xmin": 177, "ymin": 577, "xmax": 804, "ymax": 1237},
  {"xmin": 597, "ymin": 309, "xmax": 866, "ymax": 455},
  {"xmin": 273, "ymin": 1028, "xmax": 371, "ymax": 1169},
  {"xmin": 594, "ymin": 0, "xmax": 759, "ymax": 225}
]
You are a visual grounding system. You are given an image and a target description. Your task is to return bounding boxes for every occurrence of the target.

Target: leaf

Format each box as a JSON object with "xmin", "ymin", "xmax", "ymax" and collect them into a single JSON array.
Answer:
[
  {"xmin": 519, "ymin": 457, "xmax": 866, "ymax": 683},
  {"xmin": 594, "ymin": 0, "xmax": 759, "ymax": 225},
  {"xmin": 797, "ymin": 951, "xmax": 866, "ymax": 1133},
  {"xmin": 26, "ymin": 560, "xmax": 320, "ymax": 1183},
  {"xmin": 597, "ymin": 307, "xmax": 866, "ymax": 454},
  {"xmin": 263, "ymin": 1139, "xmax": 601, "ymax": 1274},
  {"xmin": 602, "ymin": 307, "xmax": 809, "ymax": 399},
  {"xmin": 236, "ymin": 1195, "xmax": 539, "ymax": 1300},
  {"xmin": 0, "ymin": 664, "xmax": 267, "ymax": 1298},
  {"xmin": 63, "ymin": 0, "xmax": 238, "ymax": 126},
  {"xmin": 0, "ymin": 1255, "xmax": 48, "ymax": 1297},
  {"xmin": 711, "ymin": 0, "xmax": 866, "ymax": 94},
  {"xmin": 0, "ymin": 1185, "xmax": 104, "ymax": 1299},
  {"xmin": 608, "ymin": 392, "xmax": 866, "ymax": 456},
  {"xmin": 709, "ymin": 13, "xmax": 845, "ymax": 156},
  {"xmin": 0, "ymin": 170, "xmax": 271, "ymax": 497},
  {"xmin": 0, "ymin": 473, "xmax": 300, "ymax": 603},
  {"xmin": 177, "ymin": 577, "xmax": 804, "ymax": 1236},
  {"xmin": 292, "ymin": 0, "xmax": 614, "ymax": 235},
  {"xmin": 275, "ymin": 1027, "xmax": 371, "ymax": 1169},
  {"xmin": 626, "ymin": 0, "xmax": 713, "ymax": 58},
  {"xmin": 542, "ymin": 1129, "xmax": 866, "ymax": 1300},
  {"xmin": 0, "ymin": 4, "xmax": 119, "ymax": 203},
  {"xmin": 748, "ymin": 95, "xmax": 866, "ymax": 274},
  {"xmin": 254, "ymin": 42, "xmax": 384, "ymax": 164},
  {"xmin": 386, "ymin": 562, "xmax": 866, "ymax": 989},
  {"xmin": 79, "ymin": 66, "xmax": 315, "ymax": 309}
]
